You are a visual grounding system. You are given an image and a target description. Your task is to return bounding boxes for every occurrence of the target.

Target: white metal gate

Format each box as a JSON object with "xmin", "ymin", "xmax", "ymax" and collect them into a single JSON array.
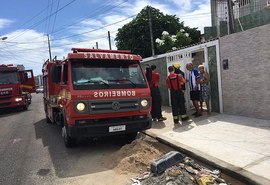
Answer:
[{"xmin": 165, "ymin": 40, "xmax": 223, "ymax": 113}]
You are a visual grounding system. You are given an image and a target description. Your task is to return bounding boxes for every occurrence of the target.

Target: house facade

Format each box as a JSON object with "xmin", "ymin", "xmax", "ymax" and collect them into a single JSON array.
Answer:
[{"xmin": 205, "ymin": 0, "xmax": 270, "ymax": 38}]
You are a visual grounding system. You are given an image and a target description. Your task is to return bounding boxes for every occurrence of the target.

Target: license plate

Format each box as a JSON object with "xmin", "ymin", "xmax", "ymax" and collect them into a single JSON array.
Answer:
[{"xmin": 109, "ymin": 125, "xmax": 126, "ymax": 132}]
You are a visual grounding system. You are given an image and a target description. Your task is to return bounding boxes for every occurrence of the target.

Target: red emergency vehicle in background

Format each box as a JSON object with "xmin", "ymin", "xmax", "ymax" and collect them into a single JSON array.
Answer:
[
  {"xmin": 43, "ymin": 48, "xmax": 152, "ymax": 147},
  {"xmin": 0, "ymin": 64, "xmax": 35, "ymax": 111}
]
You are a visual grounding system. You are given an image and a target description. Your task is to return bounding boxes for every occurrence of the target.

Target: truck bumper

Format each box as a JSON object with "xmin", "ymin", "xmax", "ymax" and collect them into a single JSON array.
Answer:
[
  {"xmin": 67, "ymin": 117, "xmax": 152, "ymax": 138},
  {"xmin": 0, "ymin": 101, "xmax": 26, "ymax": 109}
]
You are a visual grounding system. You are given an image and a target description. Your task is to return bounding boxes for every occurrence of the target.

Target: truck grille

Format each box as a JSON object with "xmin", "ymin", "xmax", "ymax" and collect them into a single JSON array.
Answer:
[
  {"xmin": 0, "ymin": 90, "xmax": 12, "ymax": 96},
  {"xmin": 0, "ymin": 97, "xmax": 11, "ymax": 101},
  {"xmin": 89, "ymin": 98, "xmax": 139, "ymax": 114},
  {"xmin": 0, "ymin": 102, "xmax": 11, "ymax": 107}
]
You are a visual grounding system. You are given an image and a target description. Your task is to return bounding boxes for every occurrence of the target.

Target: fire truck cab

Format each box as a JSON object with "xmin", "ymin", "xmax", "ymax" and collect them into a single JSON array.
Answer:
[
  {"xmin": 0, "ymin": 64, "xmax": 35, "ymax": 111},
  {"xmin": 43, "ymin": 48, "xmax": 152, "ymax": 147}
]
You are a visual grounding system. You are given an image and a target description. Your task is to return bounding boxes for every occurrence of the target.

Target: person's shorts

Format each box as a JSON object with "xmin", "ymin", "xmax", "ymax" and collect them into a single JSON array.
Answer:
[{"xmin": 190, "ymin": 90, "xmax": 200, "ymax": 101}]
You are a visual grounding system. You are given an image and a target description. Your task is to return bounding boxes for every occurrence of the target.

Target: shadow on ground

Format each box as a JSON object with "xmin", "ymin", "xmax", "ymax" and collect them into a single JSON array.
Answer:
[
  {"xmin": 34, "ymin": 119, "xmax": 131, "ymax": 178},
  {"xmin": 0, "ymin": 107, "xmax": 28, "ymax": 117}
]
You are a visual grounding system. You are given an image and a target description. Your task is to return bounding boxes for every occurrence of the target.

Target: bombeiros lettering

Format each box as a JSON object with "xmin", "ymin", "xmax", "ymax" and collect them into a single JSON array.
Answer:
[{"xmin": 94, "ymin": 90, "xmax": 136, "ymax": 98}]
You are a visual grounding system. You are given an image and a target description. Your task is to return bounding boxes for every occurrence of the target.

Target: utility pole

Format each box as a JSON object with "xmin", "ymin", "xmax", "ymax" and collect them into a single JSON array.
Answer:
[
  {"xmin": 147, "ymin": 6, "xmax": 155, "ymax": 56},
  {"xmin": 96, "ymin": 42, "xmax": 99, "ymax": 49},
  {"xmin": 108, "ymin": 31, "xmax": 112, "ymax": 50},
  {"xmin": 227, "ymin": 0, "xmax": 235, "ymax": 34},
  {"xmin": 47, "ymin": 34, "xmax": 52, "ymax": 61}
]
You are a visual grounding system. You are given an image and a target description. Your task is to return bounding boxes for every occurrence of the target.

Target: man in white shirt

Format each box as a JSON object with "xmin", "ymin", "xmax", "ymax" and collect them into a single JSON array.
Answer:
[{"xmin": 186, "ymin": 63, "xmax": 202, "ymax": 117}]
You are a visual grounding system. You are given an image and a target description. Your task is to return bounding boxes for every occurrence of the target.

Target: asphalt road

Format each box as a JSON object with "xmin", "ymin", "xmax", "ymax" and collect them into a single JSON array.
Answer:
[{"xmin": 0, "ymin": 94, "xmax": 135, "ymax": 185}]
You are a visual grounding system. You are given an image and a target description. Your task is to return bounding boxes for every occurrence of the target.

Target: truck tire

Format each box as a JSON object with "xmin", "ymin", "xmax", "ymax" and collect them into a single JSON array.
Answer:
[
  {"xmin": 23, "ymin": 105, "xmax": 28, "ymax": 111},
  {"xmin": 62, "ymin": 126, "xmax": 77, "ymax": 148},
  {"xmin": 125, "ymin": 132, "xmax": 137, "ymax": 143}
]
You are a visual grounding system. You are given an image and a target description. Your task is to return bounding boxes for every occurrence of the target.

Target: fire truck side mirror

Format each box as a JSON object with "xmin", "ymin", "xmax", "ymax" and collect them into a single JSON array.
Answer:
[
  {"xmin": 24, "ymin": 72, "xmax": 28, "ymax": 81},
  {"xmin": 51, "ymin": 65, "xmax": 61, "ymax": 83}
]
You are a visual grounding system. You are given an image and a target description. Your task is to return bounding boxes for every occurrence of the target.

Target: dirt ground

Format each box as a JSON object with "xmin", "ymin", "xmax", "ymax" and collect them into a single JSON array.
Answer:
[
  {"xmin": 103, "ymin": 137, "xmax": 165, "ymax": 175},
  {"xmin": 62, "ymin": 136, "xmax": 167, "ymax": 185},
  {"xmin": 66, "ymin": 135, "xmax": 245, "ymax": 185}
]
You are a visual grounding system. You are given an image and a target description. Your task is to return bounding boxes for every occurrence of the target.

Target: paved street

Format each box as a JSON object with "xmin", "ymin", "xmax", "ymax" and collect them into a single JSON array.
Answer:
[{"xmin": 0, "ymin": 94, "xmax": 137, "ymax": 185}]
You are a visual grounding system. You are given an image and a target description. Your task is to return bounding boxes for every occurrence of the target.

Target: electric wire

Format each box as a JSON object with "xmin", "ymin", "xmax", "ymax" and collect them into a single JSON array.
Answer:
[
  {"xmin": 51, "ymin": 0, "xmax": 61, "ymax": 33},
  {"xmin": 49, "ymin": 0, "xmax": 130, "ymax": 36},
  {"xmin": 46, "ymin": 0, "xmax": 55, "ymax": 34},
  {"xmin": 8, "ymin": 0, "xmax": 77, "ymax": 42}
]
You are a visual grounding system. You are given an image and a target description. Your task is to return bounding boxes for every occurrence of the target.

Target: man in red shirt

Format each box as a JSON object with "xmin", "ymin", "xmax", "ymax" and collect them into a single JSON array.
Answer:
[
  {"xmin": 148, "ymin": 65, "xmax": 167, "ymax": 122},
  {"xmin": 166, "ymin": 66, "xmax": 189, "ymax": 124}
]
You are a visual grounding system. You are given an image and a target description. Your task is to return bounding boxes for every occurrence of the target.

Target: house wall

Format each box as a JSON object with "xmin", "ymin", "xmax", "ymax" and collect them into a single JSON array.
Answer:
[
  {"xmin": 219, "ymin": 23, "xmax": 270, "ymax": 119},
  {"xmin": 205, "ymin": 1, "xmax": 270, "ymax": 40}
]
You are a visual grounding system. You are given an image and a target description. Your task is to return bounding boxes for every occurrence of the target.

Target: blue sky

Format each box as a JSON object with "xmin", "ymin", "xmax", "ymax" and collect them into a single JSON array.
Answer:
[{"xmin": 0, "ymin": 0, "xmax": 211, "ymax": 75}]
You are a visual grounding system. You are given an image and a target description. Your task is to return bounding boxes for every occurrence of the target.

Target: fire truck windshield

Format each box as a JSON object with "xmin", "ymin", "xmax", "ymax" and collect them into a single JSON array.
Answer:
[
  {"xmin": 71, "ymin": 59, "xmax": 147, "ymax": 90},
  {"xmin": 0, "ymin": 72, "xmax": 19, "ymax": 85}
]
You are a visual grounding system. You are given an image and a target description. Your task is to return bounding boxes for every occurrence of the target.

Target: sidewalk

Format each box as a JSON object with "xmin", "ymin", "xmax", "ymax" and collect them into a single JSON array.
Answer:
[{"xmin": 144, "ymin": 106, "xmax": 270, "ymax": 185}]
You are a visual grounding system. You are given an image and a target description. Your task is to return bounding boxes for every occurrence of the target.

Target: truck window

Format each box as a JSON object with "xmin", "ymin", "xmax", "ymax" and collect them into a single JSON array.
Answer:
[
  {"xmin": 63, "ymin": 63, "xmax": 68, "ymax": 84},
  {"xmin": 0, "ymin": 72, "xmax": 19, "ymax": 84},
  {"xmin": 27, "ymin": 71, "xmax": 32, "ymax": 78},
  {"xmin": 71, "ymin": 59, "xmax": 147, "ymax": 90}
]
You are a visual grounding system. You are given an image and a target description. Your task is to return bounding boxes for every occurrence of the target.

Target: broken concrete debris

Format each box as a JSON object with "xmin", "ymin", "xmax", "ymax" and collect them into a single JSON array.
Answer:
[
  {"xmin": 131, "ymin": 151, "xmax": 228, "ymax": 185},
  {"xmin": 150, "ymin": 151, "xmax": 185, "ymax": 175}
]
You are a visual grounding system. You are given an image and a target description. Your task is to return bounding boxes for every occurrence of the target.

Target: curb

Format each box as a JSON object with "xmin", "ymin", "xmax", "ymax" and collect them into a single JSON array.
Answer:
[{"xmin": 142, "ymin": 131, "xmax": 269, "ymax": 185}]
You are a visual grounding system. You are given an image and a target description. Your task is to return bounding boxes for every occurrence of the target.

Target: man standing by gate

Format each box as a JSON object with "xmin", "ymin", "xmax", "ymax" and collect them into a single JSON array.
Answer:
[
  {"xmin": 148, "ymin": 65, "xmax": 167, "ymax": 122},
  {"xmin": 186, "ymin": 62, "xmax": 202, "ymax": 117},
  {"xmin": 166, "ymin": 66, "xmax": 189, "ymax": 124}
]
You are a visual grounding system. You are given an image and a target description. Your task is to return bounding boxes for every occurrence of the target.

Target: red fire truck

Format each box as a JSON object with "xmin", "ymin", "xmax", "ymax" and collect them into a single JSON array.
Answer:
[
  {"xmin": 0, "ymin": 64, "xmax": 35, "ymax": 111},
  {"xmin": 43, "ymin": 48, "xmax": 152, "ymax": 147}
]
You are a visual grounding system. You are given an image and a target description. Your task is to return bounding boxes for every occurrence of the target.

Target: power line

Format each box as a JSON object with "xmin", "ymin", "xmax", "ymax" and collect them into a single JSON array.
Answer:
[
  {"xmin": 8, "ymin": 0, "xmax": 78, "ymax": 42},
  {"xmin": 49, "ymin": 0, "xmax": 129, "ymax": 36},
  {"xmin": 46, "ymin": 0, "xmax": 55, "ymax": 34},
  {"xmin": 7, "ymin": 0, "xmax": 57, "ymax": 41},
  {"xmin": 51, "ymin": 0, "xmax": 61, "ymax": 33},
  {"xmin": 51, "ymin": 15, "xmax": 135, "ymax": 41}
]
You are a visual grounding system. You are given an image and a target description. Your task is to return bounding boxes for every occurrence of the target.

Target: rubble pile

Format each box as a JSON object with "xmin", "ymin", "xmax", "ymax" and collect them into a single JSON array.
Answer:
[
  {"xmin": 104, "ymin": 139, "xmax": 163, "ymax": 174},
  {"xmin": 131, "ymin": 156, "xmax": 229, "ymax": 185}
]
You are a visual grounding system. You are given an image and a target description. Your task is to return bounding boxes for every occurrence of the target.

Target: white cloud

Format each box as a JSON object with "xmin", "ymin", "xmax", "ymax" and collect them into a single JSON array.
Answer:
[
  {"xmin": 178, "ymin": 1, "xmax": 211, "ymax": 33},
  {"xmin": 0, "ymin": 18, "xmax": 13, "ymax": 29},
  {"xmin": 0, "ymin": 30, "xmax": 48, "ymax": 75},
  {"xmin": 105, "ymin": 0, "xmax": 210, "ymax": 33},
  {"xmin": 0, "ymin": 0, "xmax": 212, "ymax": 75},
  {"xmin": 0, "ymin": 19, "xmax": 13, "ymax": 29},
  {"xmin": 166, "ymin": 0, "xmax": 192, "ymax": 12}
]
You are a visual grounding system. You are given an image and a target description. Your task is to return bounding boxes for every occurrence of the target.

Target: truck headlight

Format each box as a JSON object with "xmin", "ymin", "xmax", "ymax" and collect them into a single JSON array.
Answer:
[
  {"xmin": 76, "ymin": 102, "xmax": 86, "ymax": 112},
  {"xmin": 15, "ymin": 97, "xmax": 23, "ymax": 102},
  {"xmin": 140, "ymin": 99, "xmax": 148, "ymax": 107}
]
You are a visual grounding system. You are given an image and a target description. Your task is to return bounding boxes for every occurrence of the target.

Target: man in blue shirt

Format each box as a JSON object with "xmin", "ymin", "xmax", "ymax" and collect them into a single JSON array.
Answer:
[{"xmin": 186, "ymin": 63, "xmax": 202, "ymax": 117}]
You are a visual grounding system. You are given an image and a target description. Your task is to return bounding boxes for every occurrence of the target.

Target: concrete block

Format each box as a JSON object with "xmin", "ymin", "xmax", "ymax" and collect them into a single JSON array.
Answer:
[{"xmin": 151, "ymin": 151, "xmax": 185, "ymax": 175}]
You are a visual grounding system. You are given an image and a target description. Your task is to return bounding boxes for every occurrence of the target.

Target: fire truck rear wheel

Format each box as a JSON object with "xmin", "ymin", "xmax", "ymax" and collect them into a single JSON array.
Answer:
[{"xmin": 62, "ymin": 126, "xmax": 77, "ymax": 148}]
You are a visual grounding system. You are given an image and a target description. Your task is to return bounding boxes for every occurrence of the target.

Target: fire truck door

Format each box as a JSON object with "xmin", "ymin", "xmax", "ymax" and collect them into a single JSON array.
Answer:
[{"xmin": 19, "ymin": 70, "xmax": 36, "ymax": 93}]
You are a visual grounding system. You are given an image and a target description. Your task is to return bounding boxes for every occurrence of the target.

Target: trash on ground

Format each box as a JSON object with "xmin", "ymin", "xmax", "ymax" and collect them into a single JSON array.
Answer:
[{"xmin": 129, "ymin": 151, "xmax": 228, "ymax": 185}]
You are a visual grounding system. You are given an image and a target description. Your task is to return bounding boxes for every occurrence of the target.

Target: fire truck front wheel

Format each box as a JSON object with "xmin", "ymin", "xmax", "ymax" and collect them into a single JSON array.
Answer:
[
  {"xmin": 124, "ymin": 132, "xmax": 138, "ymax": 143},
  {"xmin": 22, "ymin": 105, "xmax": 28, "ymax": 111},
  {"xmin": 62, "ymin": 126, "xmax": 77, "ymax": 148}
]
